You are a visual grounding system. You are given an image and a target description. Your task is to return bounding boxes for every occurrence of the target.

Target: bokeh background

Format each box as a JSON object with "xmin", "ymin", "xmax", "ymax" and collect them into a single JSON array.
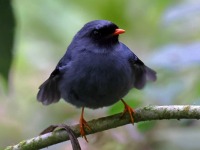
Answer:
[{"xmin": 1, "ymin": 0, "xmax": 200, "ymax": 149}]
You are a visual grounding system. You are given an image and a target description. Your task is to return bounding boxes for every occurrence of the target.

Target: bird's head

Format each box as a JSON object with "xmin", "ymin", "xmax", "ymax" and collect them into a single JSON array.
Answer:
[{"xmin": 74, "ymin": 20, "xmax": 125, "ymax": 47}]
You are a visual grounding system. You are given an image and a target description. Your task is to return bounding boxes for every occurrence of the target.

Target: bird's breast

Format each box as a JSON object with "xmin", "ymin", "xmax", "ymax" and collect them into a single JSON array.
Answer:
[{"xmin": 60, "ymin": 52, "xmax": 134, "ymax": 108}]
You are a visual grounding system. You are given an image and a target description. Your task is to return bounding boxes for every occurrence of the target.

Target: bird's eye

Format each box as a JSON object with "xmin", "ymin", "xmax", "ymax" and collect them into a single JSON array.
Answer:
[{"xmin": 92, "ymin": 29, "xmax": 100, "ymax": 36}]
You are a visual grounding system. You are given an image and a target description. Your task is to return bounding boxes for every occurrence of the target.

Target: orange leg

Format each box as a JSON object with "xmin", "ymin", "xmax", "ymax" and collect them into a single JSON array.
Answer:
[
  {"xmin": 79, "ymin": 107, "xmax": 91, "ymax": 142},
  {"xmin": 120, "ymin": 99, "xmax": 135, "ymax": 124}
]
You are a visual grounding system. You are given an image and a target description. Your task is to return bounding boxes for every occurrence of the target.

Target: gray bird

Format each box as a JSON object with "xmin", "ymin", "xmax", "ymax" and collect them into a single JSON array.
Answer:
[{"xmin": 37, "ymin": 20, "xmax": 156, "ymax": 141}]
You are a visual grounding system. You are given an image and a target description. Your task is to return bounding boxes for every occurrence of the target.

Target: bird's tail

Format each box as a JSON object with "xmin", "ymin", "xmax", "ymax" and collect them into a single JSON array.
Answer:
[{"xmin": 37, "ymin": 77, "xmax": 61, "ymax": 105}]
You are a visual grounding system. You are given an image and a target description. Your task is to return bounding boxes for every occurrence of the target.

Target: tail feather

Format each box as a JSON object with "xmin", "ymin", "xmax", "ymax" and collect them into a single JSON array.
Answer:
[{"xmin": 37, "ymin": 77, "xmax": 61, "ymax": 105}]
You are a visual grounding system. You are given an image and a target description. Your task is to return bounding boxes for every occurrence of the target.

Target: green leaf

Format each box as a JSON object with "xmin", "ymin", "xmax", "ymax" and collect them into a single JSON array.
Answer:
[{"xmin": 0, "ymin": 0, "xmax": 15, "ymax": 83}]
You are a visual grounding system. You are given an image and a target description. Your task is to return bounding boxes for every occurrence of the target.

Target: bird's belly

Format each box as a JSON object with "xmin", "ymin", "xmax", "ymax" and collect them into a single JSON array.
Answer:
[{"xmin": 60, "ymin": 56, "xmax": 133, "ymax": 108}]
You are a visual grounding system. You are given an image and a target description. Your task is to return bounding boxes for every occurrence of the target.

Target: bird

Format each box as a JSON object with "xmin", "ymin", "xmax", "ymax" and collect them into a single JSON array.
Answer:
[{"xmin": 37, "ymin": 20, "xmax": 157, "ymax": 142}]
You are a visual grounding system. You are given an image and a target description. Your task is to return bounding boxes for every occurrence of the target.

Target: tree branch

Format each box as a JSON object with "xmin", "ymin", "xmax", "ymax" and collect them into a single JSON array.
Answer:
[{"xmin": 5, "ymin": 105, "xmax": 200, "ymax": 150}]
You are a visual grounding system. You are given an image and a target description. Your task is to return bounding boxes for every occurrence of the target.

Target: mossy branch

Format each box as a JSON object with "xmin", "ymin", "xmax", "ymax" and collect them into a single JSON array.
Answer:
[{"xmin": 5, "ymin": 105, "xmax": 200, "ymax": 150}]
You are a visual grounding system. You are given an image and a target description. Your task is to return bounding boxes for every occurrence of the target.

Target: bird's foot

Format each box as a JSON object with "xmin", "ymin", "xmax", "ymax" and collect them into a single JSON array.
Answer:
[
  {"xmin": 79, "ymin": 107, "xmax": 91, "ymax": 142},
  {"xmin": 79, "ymin": 117, "xmax": 91, "ymax": 142},
  {"xmin": 120, "ymin": 99, "xmax": 135, "ymax": 124}
]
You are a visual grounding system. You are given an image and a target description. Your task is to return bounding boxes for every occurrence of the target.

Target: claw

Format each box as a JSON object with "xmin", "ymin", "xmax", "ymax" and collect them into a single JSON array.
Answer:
[
  {"xmin": 120, "ymin": 99, "xmax": 135, "ymax": 124},
  {"xmin": 79, "ymin": 107, "xmax": 91, "ymax": 142}
]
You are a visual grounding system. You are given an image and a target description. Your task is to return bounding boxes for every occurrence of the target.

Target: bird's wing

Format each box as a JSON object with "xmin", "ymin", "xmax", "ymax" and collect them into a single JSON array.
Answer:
[
  {"xmin": 37, "ymin": 57, "xmax": 69, "ymax": 105},
  {"xmin": 128, "ymin": 51, "xmax": 157, "ymax": 89},
  {"xmin": 130, "ymin": 56, "xmax": 156, "ymax": 89}
]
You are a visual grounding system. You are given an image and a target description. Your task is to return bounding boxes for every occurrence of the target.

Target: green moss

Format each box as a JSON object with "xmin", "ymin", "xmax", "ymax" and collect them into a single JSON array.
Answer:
[
  {"xmin": 4, "ymin": 146, "xmax": 13, "ymax": 150},
  {"xmin": 37, "ymin": 136, "xmax": 43, "ymax": 143},
  {"xmin": 182, "ymin": 105, "xmax": 191, "ymax": 116},
  {"xmin": 183, "ymin": 105, "xmax": 190, "ymax": 113},
  {"xmin": 143, "ymin": 106, "xmax": 154, "ymax": 111},
  {"xmin": 52, "ymin": 131, "xmax": 57, "ymax": 136},
  {"xmin": 162, "ymin": 108, "xmax": 172, "ymax": 118},
  {"xmin": 19, "ymin": 140, "xmax": 26, "ymax": 147}
]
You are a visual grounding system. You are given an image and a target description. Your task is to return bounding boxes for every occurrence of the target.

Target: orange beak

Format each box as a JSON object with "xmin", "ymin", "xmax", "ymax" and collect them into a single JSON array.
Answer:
[{"xmin": 113, "ymin": 29, "xmax": 125, "ymax": 35}]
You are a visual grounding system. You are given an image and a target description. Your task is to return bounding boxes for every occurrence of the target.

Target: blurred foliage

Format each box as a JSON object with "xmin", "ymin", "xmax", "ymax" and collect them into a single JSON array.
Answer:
[
  {"xmin": 1, "ymin": 0, "xmax": 200, "ymax": 150},
  {"xmin": 0, "ymin": 0, "xmax": 15, "ymax": 84},
  {"xmin": 137, "ymin": 121, "xmax": 156, "ymax": 132}
]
